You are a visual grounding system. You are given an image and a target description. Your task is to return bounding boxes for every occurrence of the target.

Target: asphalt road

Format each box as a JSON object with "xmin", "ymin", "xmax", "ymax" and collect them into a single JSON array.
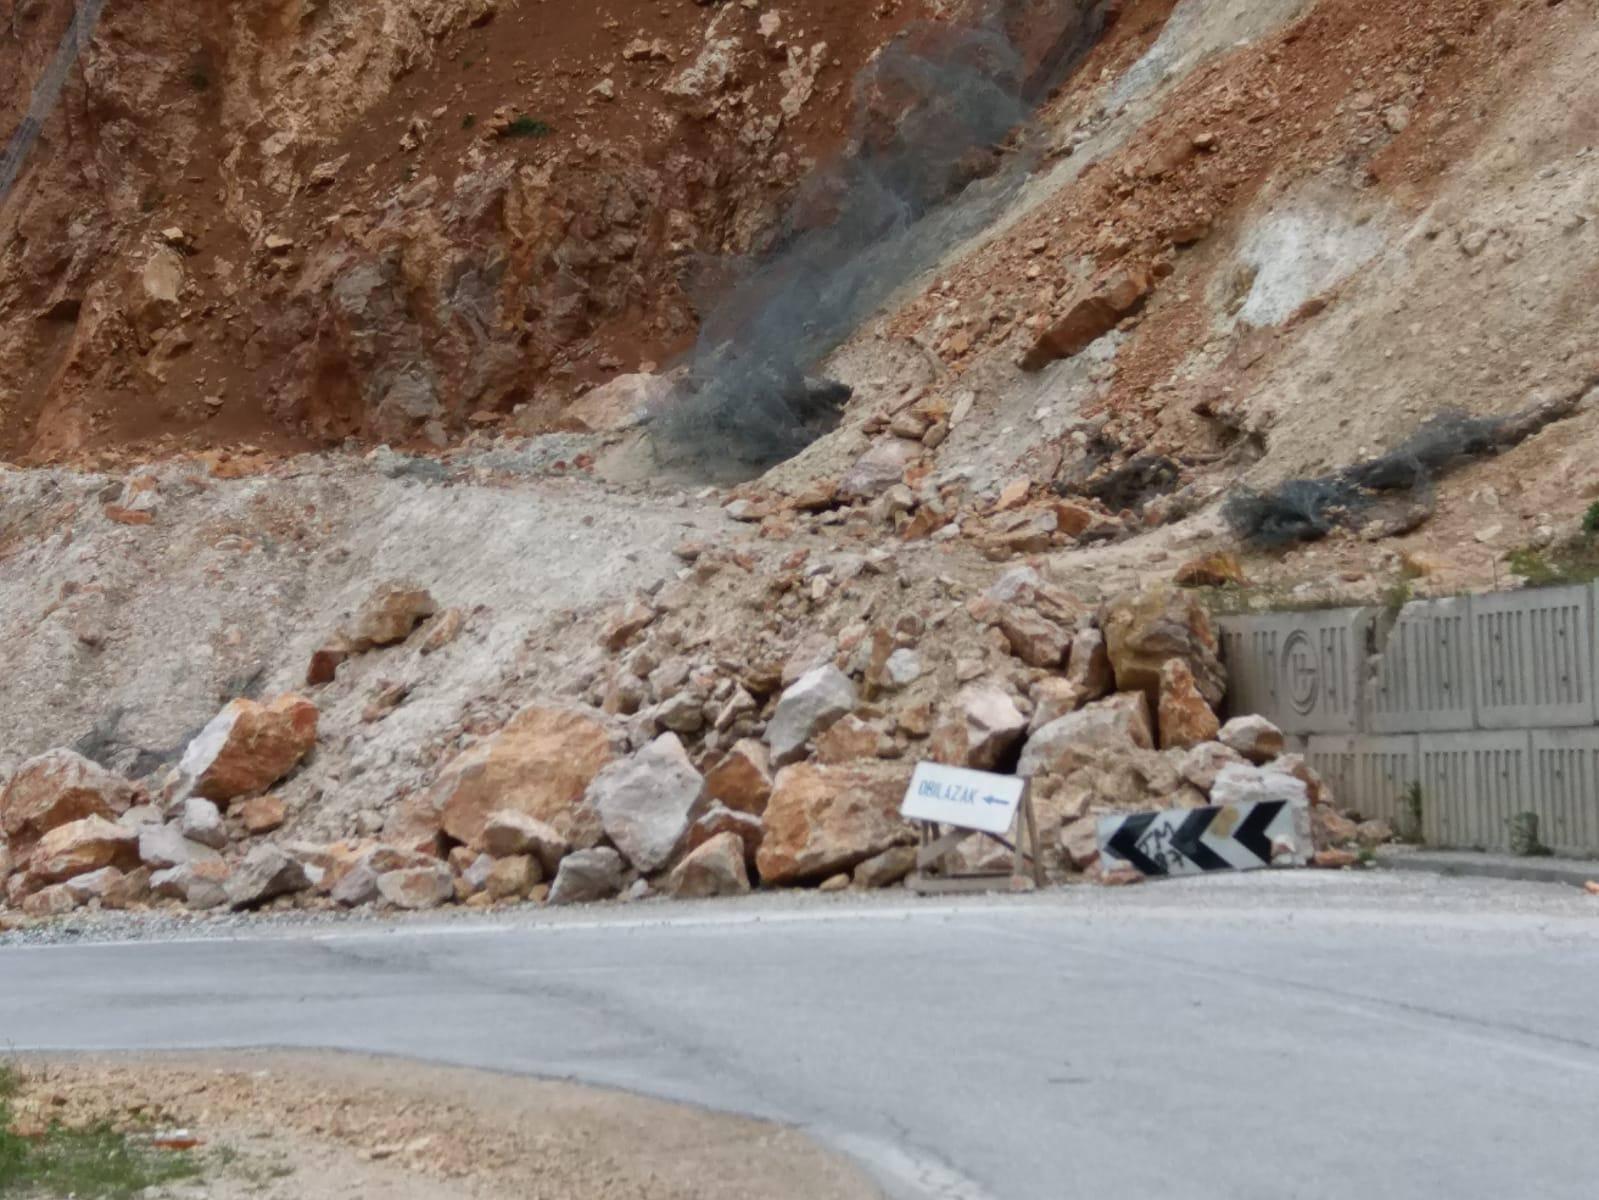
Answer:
[{"xmin": 5, "ymin": 872, "xmax": 1599, "ymax": 1200}]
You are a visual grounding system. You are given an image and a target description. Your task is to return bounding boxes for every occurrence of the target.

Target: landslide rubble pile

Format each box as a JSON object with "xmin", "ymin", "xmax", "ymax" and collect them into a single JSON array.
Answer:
[{"xmin": 0, "ymin": 575, "xmax": 1384, "ymax": 927}]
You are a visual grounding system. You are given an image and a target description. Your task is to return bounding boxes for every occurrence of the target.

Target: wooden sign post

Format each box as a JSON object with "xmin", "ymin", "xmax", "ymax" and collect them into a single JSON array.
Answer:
[{"xmin": 899, "ymin": 762, "xmax": 1044, "ymax": 894}]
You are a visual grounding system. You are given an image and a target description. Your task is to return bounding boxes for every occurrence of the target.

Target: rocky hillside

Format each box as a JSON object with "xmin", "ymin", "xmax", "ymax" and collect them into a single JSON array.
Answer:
[{"xmin": 3, "ymin": 0, "xmax": 1598, "ymax": 926}]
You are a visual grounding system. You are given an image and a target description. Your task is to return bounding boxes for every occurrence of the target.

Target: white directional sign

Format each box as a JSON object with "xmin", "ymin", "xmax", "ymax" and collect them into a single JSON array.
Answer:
[{"xmin": 901, "ymin": 762, "xmax": 1026, "ymax": 837}]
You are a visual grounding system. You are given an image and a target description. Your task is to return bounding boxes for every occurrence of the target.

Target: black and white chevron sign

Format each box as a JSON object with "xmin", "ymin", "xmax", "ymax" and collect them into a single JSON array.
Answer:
[{"xmin": 1096, "ymin": 800, "xmax": 1311, "ymax": 877}]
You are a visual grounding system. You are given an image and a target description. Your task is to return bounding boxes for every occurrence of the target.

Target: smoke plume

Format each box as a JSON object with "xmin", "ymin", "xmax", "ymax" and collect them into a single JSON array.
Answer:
[{"xmin": 648, "ymin": 0, "xmax": 1119, "ymax": 482}]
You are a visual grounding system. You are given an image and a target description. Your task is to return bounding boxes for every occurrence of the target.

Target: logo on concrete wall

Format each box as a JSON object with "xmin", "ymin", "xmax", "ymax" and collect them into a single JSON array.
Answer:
[{"xmin": 1281, "ymin": 630, "xmax": 1320, "ymax": 715}]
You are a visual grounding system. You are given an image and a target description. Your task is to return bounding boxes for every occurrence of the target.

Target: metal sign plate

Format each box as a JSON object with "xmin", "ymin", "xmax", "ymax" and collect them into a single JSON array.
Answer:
[{"xmin": 902, "ymin": 762, "xmax": 1025, "ymax": 836}]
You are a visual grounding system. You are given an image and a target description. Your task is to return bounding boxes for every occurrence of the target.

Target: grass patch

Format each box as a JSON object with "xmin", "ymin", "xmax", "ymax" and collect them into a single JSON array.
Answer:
[
  {"xmin": 503, "ymin": 114, "xmax": 551, "ymax": 138},
  {"xmin": 1504, "ymin": 537, "xmax": 1599, "ymax": 589},
  {"xmin": 0, "ymin": 1064, "xmax": 201, "ymax": 1199}
]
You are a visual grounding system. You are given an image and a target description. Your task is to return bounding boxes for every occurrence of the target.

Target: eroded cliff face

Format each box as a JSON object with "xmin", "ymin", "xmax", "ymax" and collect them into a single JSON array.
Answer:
[{"xmin": 1, "ymin": 0, "xmax": 956, "ymax": 463}]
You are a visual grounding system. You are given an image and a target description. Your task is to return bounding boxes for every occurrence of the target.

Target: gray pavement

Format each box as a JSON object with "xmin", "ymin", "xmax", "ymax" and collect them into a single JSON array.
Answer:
[{"xmin": 4, "ymin": 872, "xmax": 1599, "ymax": 1200}]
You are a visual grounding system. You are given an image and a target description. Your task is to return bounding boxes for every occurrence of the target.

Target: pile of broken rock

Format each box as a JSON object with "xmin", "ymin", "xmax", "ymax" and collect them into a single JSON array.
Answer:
[{"xmin": 0, "ymin": 578, "xmax": 1385, "ymax": 927}]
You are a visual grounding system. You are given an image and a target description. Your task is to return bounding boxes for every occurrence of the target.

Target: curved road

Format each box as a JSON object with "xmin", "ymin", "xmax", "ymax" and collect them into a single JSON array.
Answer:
[{"xmin": 4, "ymin": 873, "xmax": 1599, "ymax": 1199}]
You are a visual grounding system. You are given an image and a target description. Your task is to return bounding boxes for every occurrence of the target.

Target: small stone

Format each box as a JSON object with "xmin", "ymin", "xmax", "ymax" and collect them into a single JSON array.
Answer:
[
  {"xmin": 547, "ymin": 847, "xmax": 626, "ymax": 905},
  {"xmin": 881, "ymin": 648, "xmax": 922, "ymax": 689},
  {"xmin": 1312, "ymin": 848, "xmax": 1359, "ymax": 870},
  {"xmin": 377, "ymin": 863, "xmax": 455, "ymax": 909},
  {"xmin": 480, "ymin": 811, "xmax": 569, "ymax": 873},
  {"xmin": 179, "ymin": 797, "xmax": 227, "ymax": 850},
  {"xmin": 421, "ymin": 607, "xmax": 466, "ymax": 654},
  {"xmin": 22, "ymin": 884, "xmax": 80, "ymax": 918},
  {"xmin": 138, "ymin": 825, "xmax": 221, "ymax": 871},
  {"xmin": 238, "ymin": 795, "xmax": 286, "ymax": 836},
  {"xmin": 817, "ymin": 873, "xmax": 851, "ymax": 893},
  {"xmin": 852, "ymin": 845, "xmax": 917, "ymax": 889},
  {"xmin": 225, "ymin": 845, "xmax": 311, "ymax": 910},
  {"xmin": 485, "ymin": 854, "xmax": 539, "ymax": 900},
  {"xmin": 346, "ymin": 581, "xmax": 437, "ymax": 649},
  {"xmin": 665, "ymin": 831, "xmax": 751, "ymax": 899},
  {"xmin": 1217, "ymin": 715, "xmax": 1285, "ymax": 764}
]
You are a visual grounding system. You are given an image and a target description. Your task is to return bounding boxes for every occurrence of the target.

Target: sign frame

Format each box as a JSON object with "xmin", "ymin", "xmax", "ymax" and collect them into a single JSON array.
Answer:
[{"xmin": 900, "ymin": 762, "xmax": 1044, "ymax": 894}]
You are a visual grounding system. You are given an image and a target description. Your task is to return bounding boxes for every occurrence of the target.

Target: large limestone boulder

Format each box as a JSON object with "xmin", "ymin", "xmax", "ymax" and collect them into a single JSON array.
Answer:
[
  {"xmin": 755, "ymin": 763, "xmax": 914, "ymax": 886},
  {"xmin": 1158, "ymin": 659, "xmax": 1220, "ymax": 750},
  {"xmin": 407, "ymin": 703, "xmax": 624, "ymax": 852},
  {"xmin": 588, "ymin": 733, "xmax": 704, "ymax": 873},
  {"xmin": 1064, "ymin": 628, "xmax": 1114, "ymax": 701},
  {"xmin": 665, "ymin": 832, "xmax": 751, "ymax": 899},
  {"xmin": 225, "ymin": 845, "xmax": 311, "ymax": 910},
  {"xmin": 179, "ymin": 695, "xmax": 318, "ymax": 803},
  {"xmin": 703, "ymin": 739, "xmax": 774, "ymax": 814},
  {"xmin": 1099, "ymin": 586, "xmax": 1225, "ymax": 707},
  {"xmin": 929, "ymin": 684, "xmax": 1028, "ymax": 770},
  {"xmin": 480, "ymin": 810, "xmax": 569, "ymax": 874},
  {"xmin": 679, "ymin": 802, "xmax": 763, "ymax": 869},
  {"xmin": 25, "ymin": 816, "xmax": 140, "ymax": 889},
  {"xmin": 766, "ymin": 666, "xmax": 857, "ymax": 765},
  {"xmin": 137, "ymin": 825, "xmax": 222, "ymax": 871},
  {"xmin": 547, "ymin": 847, "xmax": 626, "ymax": 905},
  {"xmin": 1, "ymin": 749, "xmax": 141, "ymax": 858},
  {"xmin": 560, "ymin": 372, "xmax": 669, "ymax": 433},
  {"xmin": 1018, "ymin": 693, "xmax": 1154, "ymax": 779}
]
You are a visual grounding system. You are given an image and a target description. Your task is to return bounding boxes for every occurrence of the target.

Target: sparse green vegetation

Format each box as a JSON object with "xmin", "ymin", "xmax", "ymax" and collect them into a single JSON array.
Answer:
[
  {"xmin": 1400, "ymin": 781, "xmax": 1424, "ymax": 844},
  {"xmin": 1583, "ymin": 501, "xmax": 1599, "ymax": 536},
  {"xmin": 504, "ymin": 115, "xmax": 552, "ymax": 138},
  {"xmin": 1504, "ymin": 539, "xmax": 1599, "ymax": 589},
  {"xmin": 0, "ymin": 1063, "xmax": 201, "ymax": 1200},
  {"xmin": 462, "ymin": 112, "xmax": 476, "ymax": 129}
]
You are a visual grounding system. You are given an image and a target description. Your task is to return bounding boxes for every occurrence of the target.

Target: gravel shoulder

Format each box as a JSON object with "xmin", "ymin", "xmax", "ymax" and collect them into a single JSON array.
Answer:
[
  {"xmin": 5, "ymin": 870, "xmax": 1598, "ymax": 951},
  {"xmin": 6, "ymin": 1050, "xmax": 883, "ymax": 1200}
]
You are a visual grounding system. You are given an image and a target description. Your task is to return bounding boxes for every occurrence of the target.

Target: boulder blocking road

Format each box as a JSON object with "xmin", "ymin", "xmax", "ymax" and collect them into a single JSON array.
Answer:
[{"xmin": 4, "ymin": 872, "xmax": 1599, "ymax": 1200}]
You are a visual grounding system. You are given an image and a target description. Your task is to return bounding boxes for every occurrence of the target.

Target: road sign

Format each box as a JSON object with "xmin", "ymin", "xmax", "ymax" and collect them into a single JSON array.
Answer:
[
  {"xmin": 901, "ymin": 763, "xmax": 1040, "ymax": 894},
  {"xmin": 902, "ymin": 762, "xmax": 1026, "ymax": 836},
  {"xmin": 1097, "ymin": 799, "xmax": 1312, "ymax": 878}
]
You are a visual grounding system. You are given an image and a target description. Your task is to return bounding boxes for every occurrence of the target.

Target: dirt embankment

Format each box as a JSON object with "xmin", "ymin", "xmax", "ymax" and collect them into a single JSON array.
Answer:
[
  {"xmin": 0, "ymin": 0, "xmax": 940, "ymax": 464},
  {"xmin": 7, "ymin": 1051, "xmax": 880, "ymax": 1200}
]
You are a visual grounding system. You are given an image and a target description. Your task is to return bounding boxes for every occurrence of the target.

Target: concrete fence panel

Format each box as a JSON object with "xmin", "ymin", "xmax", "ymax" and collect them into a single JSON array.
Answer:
[
  {"xmin": 1415, "ymin": 732, "xmax": 1531, "ymax": 851},
  {"xmin": 1307, "ymin": 735, "xmax": 1419, "ymax": 828},
  {"xmin": 1528, "ymin": 729, "xmax": 1599, "ymax": 856},
  {"xmin": 1217, "ymin": 608, "xmax": 1367, "ymax": 735},
  {"xmin": 1367, "ymin": 597, "xmax": 1475, "ymax": 733},
  {"xmin": 1468, "ymin": 584, "xmax": 1592, "ymax": 729}
]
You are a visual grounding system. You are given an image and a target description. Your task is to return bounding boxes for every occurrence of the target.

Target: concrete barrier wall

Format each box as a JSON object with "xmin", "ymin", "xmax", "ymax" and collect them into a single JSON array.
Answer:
[{"xmin": 1218, "ymin": 582, "xmax": 1599, "ymax": 856}]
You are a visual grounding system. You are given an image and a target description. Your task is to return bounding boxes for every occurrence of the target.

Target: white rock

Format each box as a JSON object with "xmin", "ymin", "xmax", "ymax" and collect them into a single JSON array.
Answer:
[
  {"xmin": 588, "ymin": 734, "xmax": 704, "ymax": 872},
  {"xmin": 179, "ymin": 797, "xmax": 226, "ymax": 850},
  {"xmin": 766, "ymin": 666, "xmax": 857, "ymax": 765},
  {"xmin": 1209, "ymin": 763, "xmax": 1309, "ymax": 808},
  {"xmin": 882, "ymin": 648, "xmax": 922, "ymax": 689},
  {"xmin": 547, "ymin": 847, "xmax": 626, "ymax": 905}
]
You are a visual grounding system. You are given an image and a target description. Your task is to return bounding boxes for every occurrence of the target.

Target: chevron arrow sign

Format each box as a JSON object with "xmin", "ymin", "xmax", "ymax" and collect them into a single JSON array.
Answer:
[{"xmin": 1096, "ymin": 800, "xmax": 1312, "ymax": 877}]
